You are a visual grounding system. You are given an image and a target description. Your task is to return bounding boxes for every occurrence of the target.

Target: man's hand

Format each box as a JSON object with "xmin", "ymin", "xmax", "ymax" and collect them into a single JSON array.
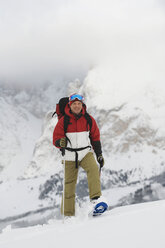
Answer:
[
  {"xmin": 97, "ymin": 154, "xmax": 105, "ymax": 168},
  {"xmin": 60, "ymin": 137, "xmax": 67, "ymax": 148}
]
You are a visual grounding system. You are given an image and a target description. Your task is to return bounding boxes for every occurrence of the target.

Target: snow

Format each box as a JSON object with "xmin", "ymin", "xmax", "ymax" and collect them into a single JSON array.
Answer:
[
  {"xmin": 0, "ymin": 0, "xmax": 165, "ymax": 243},
  {"xmin": 0, "ymin": 177, "xmax": 140, "ymax": 221},
  {"xmin": 0, "ymin": 77, "xmax": 165, "ymax": 233},
  {"xmin": 0, "ymin": 97, "xmax": 42, "ymax": 180},
  {"xmin": 0, "ymin": 200, "xmax": 165, "ymax": 248},
  {"xmin": 1, "ymin": 80, "xmax": 165, "ymax": 229},
  {"xmin": 0, "ymin": 111, "xmax": 41, "ymax": 180},
  {"xmin": 0, "ymin": 178, "xmax": 47, "ymax": 219},
  {"xmin": 0, "ymin": 82, "xmax": 67, "ymax": 180},
  {"xmin": 81, "ymin": 65, "xmax": 165, "ymax": 113}
]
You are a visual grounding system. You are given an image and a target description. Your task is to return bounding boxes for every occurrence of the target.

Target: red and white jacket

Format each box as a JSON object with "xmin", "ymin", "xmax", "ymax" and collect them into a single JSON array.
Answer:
[{"xmin": 53, "ymin": 104, "xmax": 102, "ymax": 161}]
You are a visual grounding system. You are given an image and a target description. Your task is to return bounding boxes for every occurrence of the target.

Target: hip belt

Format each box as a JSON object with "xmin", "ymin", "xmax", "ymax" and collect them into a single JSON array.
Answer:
[{"xmin": 64, "ymin": 146, "xmax": 91, "ymax": 168}]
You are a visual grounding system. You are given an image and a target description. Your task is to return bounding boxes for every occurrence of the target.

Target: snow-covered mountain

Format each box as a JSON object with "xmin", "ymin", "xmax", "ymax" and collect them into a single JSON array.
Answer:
[
  {"xmin": 0, "ymin": 70, "xmax": 165, "ymax": 229},
  {"xmin": 24, "ymin": 70, "xmax": 165, "ymax": 184},
  {"xmin": 0, "ymin": 81, "xmax": 69, "ymax": 179},
  {"xmin": 0, "ymin": 95, "xmax": 41, "ymax": 180}
]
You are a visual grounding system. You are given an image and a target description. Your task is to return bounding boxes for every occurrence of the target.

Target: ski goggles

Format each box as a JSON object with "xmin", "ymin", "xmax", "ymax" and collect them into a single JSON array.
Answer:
[{"xmin": 69, "ymin": 94, "xmax": 84, "ymax": 102}]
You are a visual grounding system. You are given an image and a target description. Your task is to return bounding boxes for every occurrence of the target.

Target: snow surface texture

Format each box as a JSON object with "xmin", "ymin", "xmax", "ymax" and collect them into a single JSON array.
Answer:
[{"xmin": 0, "ymin": 200, "xmax": 165, "ymax": 248}]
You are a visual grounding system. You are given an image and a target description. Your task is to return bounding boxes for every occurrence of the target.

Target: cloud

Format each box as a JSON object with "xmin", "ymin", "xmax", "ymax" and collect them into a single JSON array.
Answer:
[{"xmin": 0, "ymin": 0, "xmax": 165, "ymax": 85}]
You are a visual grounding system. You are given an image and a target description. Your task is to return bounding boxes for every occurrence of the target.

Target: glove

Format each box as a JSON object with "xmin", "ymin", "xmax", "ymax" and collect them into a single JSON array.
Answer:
[
  {"xmin": 97, "ymin": 154, "xmax": 105, "ymax": 168},
  {"xmin": 59, "ymin": 137, "xmax": 67, "ymax": 148}
]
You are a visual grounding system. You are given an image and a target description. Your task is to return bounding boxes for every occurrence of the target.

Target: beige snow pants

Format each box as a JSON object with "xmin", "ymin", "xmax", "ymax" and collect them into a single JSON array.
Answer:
[{"xmin": 61, "ymin": 152, "xmax": 101, "ymax": 216}]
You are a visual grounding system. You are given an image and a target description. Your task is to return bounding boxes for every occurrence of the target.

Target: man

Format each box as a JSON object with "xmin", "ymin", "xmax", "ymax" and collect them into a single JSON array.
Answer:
[{"xmin": 53, "ymin": 93, "xmax": 105, "ymax": 217}]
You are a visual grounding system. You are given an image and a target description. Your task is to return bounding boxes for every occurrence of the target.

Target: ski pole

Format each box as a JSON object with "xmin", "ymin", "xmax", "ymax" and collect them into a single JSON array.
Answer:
[
  {"xmin": 99, "ymin": 165, "xmax": 102, "ymax": 177},
  {"xmin": 62, "ymin": 148, "xmax": 65, "ymax": 223}
]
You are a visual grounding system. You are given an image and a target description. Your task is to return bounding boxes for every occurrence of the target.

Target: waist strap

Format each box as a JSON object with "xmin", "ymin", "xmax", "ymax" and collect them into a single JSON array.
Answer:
[{"xmin": 65, "ymin": 146, "xmax": 91, "ymax": 168}]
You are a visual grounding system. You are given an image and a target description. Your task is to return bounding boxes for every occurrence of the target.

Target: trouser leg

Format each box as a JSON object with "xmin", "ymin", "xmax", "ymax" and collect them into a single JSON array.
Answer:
[
  {"xmin": 80, "ymin": 152, "xmax": 101, "ymax": 200},
  {"xmin": 61, "ymin": 161, "xmax": 78, "ymax": 216}
]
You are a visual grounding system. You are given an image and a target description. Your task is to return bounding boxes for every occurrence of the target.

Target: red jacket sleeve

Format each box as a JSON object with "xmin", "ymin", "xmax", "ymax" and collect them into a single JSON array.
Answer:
[
  {"xmin": 53, "ymin": 117, "xmax": 65, "ymax": 148},
  {"xmin": 89, "ymin": 115, "xmax": 102, "ymax": 156},
  {"xmin": 89, "ymin": 115, "xmax": 100, "ymax": 141}
]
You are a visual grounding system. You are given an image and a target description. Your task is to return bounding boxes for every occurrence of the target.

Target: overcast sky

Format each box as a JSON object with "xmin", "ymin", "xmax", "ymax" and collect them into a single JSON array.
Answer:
[{"xmin": 0, "ymin": 0, "xmax": 165, "ymax": 86}]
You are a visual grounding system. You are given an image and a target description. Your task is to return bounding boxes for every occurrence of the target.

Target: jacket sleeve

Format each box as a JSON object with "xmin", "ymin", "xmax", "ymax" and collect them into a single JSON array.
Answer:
[
  {"xmin": 89, "ymin": 116, "xmax": 102, "ymax": 156},
  {"xmin": 53, "ymin": 117, "xmax": 65, "ymax": 148}
]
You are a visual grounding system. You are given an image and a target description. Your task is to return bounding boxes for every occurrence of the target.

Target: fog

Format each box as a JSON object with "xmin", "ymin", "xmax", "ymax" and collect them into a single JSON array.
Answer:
[{"xmin": 0, "ymin": 0, "xmax": 165, "ymax": 86}]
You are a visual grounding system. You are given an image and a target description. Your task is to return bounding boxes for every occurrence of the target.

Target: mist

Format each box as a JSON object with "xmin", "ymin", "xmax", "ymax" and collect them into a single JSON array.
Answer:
[{"xmin": 0, "ymin": 0, "xmax": 165, "ymax": 87}]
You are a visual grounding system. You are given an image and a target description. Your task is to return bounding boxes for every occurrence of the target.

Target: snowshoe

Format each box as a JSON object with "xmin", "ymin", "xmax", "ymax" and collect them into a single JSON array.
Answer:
[{"xmin": 93, "ymin": 201, "xmax": 108, "ymax": 216}]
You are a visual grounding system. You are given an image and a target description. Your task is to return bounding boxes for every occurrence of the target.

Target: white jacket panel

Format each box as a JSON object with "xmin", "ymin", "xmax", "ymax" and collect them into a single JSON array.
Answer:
[{"xmin": 65, "ymin": 131, "xmax": 92, "ymax": 161}]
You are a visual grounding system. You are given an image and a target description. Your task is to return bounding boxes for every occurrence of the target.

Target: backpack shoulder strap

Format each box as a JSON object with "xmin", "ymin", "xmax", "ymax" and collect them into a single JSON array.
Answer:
[
  {"xmin": 63, "ymin": 114, "xmax": 70, "ymax": 134},
  {"xmin": 63, "ymin": 114, "xmax": 71, "ymax": 145},
  {"xmin": 84, "ymin": 112, "xmax": 92, "ymax": 131}
]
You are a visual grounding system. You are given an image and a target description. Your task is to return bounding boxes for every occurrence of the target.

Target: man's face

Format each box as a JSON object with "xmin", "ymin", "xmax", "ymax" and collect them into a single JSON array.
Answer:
[{"xmin": 70, "ymin": 101, "xmax": 83, "ymax": 115}]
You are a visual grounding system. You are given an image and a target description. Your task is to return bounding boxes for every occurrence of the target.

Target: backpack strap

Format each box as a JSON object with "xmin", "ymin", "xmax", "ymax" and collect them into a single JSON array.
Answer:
[
  {"xmin": 65, "ymin": 146, "xmax": 91, "ymax": 168},
  {"xmin": 63, "ymin": 114, "xmax": 70, "ymax": 134},
  {"xmin": 64, "ymin": 112, "xmax": 92, "ymax": 133},
  {"xmin": 63, "ymin": 114, "xmax": 72, "ymax": 146},
  {"xmin": 52, "ymin": 111, "xmax": 56, "ymax": 117},
  {"xmin": 84, "ymin": 112, "xmax": 92, "ymax": 131}
]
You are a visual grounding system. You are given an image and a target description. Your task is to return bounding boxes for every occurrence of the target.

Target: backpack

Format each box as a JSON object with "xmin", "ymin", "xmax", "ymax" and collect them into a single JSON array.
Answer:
[
  {"xmin": 52, "ymin": 97, "xmax": 92, "ymax": 134},
  {"xmin": 52, "ymin": 97, "xmax": 69, "ymax": 120}
]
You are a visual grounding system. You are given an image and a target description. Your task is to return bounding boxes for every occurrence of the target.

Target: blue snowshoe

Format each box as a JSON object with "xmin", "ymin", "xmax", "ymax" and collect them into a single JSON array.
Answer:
[{"xmin": 93, "ymin": 202, "xmax": 108, "ymax": 216}]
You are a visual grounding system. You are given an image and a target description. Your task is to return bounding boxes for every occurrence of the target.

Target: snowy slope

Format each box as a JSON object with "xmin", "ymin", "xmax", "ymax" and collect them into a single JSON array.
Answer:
[
  {"xmin": 0, "ymin": 200, "xmax": 165, "ymax": 248},
  {"xmin": 0, "ymin": 97, "xmax": 42, "ymax": 180},
  {"xmin": 0, "ymin": 81, "xmax": 68, "ymax": 180}
]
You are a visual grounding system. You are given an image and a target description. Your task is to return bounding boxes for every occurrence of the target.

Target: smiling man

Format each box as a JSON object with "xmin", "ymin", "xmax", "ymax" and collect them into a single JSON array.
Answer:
[
  {"xmin": 53, "ymin": 93, "xmax": 105, "ymax": 217},
  {"xmin": 70, "ymin": 98, "xmax": 83, "ymax": 115}
]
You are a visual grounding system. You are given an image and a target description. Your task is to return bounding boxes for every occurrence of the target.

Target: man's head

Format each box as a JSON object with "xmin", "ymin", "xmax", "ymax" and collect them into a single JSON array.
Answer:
[{"xmin": 69, "ymin": 93, "xmax": 84, "ymax": 115}]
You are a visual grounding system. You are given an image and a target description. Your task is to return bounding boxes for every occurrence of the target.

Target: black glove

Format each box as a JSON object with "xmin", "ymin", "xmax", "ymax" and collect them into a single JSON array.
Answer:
[
  {"xmin": 59, "ymin": 137, "xmax": 67, "ymax": 148},
  {"xmin": 97, "ymin": 154, "xmax": 105, "ymax": 168}
]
